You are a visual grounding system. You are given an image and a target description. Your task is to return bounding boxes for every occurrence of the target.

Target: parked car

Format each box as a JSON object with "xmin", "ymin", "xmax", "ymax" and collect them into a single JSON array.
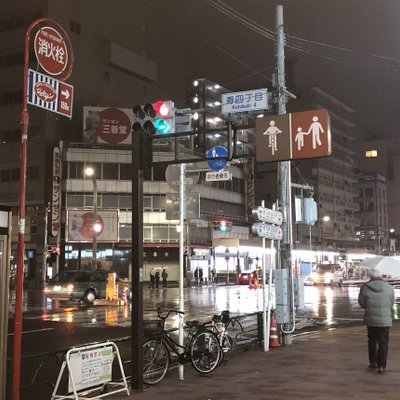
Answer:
[
  {"xmin": 237, "ymin": 270, "xmax": 255, "ymax": 285},
  {"xmin": 43, "ymin": 270, "xmax": 131, "ymax": 305},
  {"xmin": 237, "ymin": 269, "xmax": 268, "ymax": 285},
  {"xmin": 310, "ymin": 263, "xmax": 344, "ymax": 287}
]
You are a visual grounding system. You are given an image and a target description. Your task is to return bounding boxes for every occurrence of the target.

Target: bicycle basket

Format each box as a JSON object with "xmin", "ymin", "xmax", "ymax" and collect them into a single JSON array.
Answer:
[{"xmin": 143, "ymin": 319, "xmax": 163, "ymax": 336}]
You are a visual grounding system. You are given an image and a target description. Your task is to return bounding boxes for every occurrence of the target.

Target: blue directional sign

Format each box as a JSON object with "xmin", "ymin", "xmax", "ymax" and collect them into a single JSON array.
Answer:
[{"xmin": 206, "ymin": 146, "xmax": 228, "ymax": 171}]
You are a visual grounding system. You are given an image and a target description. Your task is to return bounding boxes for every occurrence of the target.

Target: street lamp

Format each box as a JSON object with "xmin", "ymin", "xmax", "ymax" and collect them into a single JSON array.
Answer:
[
  {"xmin": 84, "ymin": 167, "xmax": 101, "ymax": 270},
  {"xmin": 319, "ymin": 215, "xmax": 330, "ymax": 261}
]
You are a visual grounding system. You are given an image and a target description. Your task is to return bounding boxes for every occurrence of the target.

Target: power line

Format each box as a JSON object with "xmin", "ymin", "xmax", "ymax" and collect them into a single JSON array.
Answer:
[{"xmin": 205, "ymin": 0, "xmax": 400, "ymax": 77}]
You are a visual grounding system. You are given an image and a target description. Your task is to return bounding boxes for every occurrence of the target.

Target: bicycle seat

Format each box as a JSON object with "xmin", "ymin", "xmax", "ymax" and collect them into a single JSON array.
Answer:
[
  {"xmin": 212, "ymin": 315, "xmax": 221, "ymax": 322},
  {"xmin": 186, "ymin": 320, "xmax": 200, "ymax": 328}
]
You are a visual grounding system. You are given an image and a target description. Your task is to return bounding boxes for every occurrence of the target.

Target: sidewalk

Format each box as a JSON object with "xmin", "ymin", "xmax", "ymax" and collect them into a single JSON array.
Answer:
[{"xmin": 113, "ymin": 321, "xmax": 400, "ymax": 400}]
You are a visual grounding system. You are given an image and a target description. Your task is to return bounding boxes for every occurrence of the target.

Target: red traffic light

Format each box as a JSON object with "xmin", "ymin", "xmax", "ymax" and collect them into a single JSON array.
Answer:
[{"xmin": 153, "ymin": 100, "xmax": 171, "ymax": 117}]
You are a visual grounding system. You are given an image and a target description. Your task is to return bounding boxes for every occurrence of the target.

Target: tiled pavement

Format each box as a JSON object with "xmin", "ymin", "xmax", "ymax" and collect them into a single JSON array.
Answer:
[{"xmin": 111, "ymin": 321, "xmax": 400, "ymax": 400}]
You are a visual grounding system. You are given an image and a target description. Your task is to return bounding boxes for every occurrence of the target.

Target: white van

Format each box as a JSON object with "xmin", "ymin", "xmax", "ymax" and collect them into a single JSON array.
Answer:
[{"xmin": 310, "ymin": 263, "xmax": 344, "ymax": 287}]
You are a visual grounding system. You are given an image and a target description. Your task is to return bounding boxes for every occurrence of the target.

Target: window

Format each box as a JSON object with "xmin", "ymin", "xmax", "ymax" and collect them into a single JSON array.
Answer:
[
  {"xmin": 103, "ymin": 163, "xmax": 118, "ymax": 180},
  {"xmin": 69, "ymin": 162, "xmax": 84, "ymax": 179},
  {"xmin": 69, "ymin": 20, "xmax": 81, "ymax": 34},
  {"xmin": 27, "ymin": 166, "xmax": 39, "ymax": 179},
  {"xmin": 1, "ymin": 169, "xmax": 10, "ymax": 182},
  {"xmin": 365, "ymin": 150, "xmax": 378, "ymax": 158},
  {"xmin": 120, "ymin": 164, "xmax": 131, "ymax": 180},
  {"xmin": 0, "ymin": 90, "xmax": 23, "ymax": 105},
  {"xmin": 102, "ymin": 193, "xmax": 118, "ymax": 208},
  {"xmin": 365, "ymin": 188, "xmax": 373, "ymax": 197}
]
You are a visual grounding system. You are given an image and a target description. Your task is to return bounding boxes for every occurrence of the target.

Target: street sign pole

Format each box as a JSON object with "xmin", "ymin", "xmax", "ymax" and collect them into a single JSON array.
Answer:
[
  {"xmin": 13, "ymin": 18, "xmax": 73, "ymax": 400},
  {"xmin": 275, "ymin": 5, "xmax": 295, "ymax": 345}
]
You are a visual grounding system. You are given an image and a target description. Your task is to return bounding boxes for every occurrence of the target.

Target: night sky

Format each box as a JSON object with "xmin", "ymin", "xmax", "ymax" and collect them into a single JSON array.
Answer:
[{"xmin": 170, "ymin": 0, "xmax": 400, "ymax": 139}]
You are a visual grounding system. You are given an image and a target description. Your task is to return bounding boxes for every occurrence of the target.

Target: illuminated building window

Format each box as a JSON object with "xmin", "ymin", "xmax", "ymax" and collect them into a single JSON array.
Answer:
[{"xmin": 365, "ymin": 150, "xmax": 378, "ymax": 158}]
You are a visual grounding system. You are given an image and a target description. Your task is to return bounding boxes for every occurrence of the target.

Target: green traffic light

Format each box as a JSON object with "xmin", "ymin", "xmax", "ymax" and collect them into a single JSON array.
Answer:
[{"xmin": 154, "ymin": 118, "xmax": 171, "ymax": 134}]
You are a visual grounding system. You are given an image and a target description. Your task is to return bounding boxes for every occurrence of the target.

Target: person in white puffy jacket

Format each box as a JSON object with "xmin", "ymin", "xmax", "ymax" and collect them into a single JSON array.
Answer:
[{"xmin": 358, "ymin": 269, "xmax": 395, "ymax": 374}]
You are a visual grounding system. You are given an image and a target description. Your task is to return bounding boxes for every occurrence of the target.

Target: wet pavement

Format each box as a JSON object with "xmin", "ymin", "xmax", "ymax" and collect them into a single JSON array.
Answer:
[{"xmin": 111, "ymin": 321, "xmax": 400, "ymax": 400}]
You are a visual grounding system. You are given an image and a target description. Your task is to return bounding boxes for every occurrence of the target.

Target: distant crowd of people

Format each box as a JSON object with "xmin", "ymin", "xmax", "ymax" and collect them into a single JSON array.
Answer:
[{"xmin": 149, "ymin": 267, "xmax": 168, "ymax": 289}]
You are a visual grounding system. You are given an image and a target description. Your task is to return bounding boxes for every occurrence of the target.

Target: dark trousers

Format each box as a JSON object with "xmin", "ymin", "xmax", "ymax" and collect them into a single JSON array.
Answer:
[{"xmin": 367, "ymin": 326, "xmax": 390, "ymax": 368}]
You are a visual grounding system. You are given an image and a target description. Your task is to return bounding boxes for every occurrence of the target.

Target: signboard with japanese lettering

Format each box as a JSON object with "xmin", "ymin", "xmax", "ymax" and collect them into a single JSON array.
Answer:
[
  {"xmin": 66, "ymin": 209, "xmax": 119, "ymax": 243},
  {"xmin": 255, "ymin": 109, "xmax": 331, "ymax": 162},
  {"xmin": 221, "ymin": 88, "xmax": 268, "ymax": 114},
  {"xmin": 27, "ymin": 69, "xmax": 73, "ymax": 118},
  {"xmin": 83, "ymin": 106, "xmax": 135, "ymax": 145},
  {"xmin": 205, "ymin": 171, "xmax": 232, "ymax": 182},
  {"xmin": 34, "ymin": 26, "xmax": 69, "ymax": 76},
  {"xmin": 68, "ymin": 345, "xmax": 113, "ymax": 392},
  {"xmin": 51, "ymin": 147, "xmax": 61, "ymax": 236}
]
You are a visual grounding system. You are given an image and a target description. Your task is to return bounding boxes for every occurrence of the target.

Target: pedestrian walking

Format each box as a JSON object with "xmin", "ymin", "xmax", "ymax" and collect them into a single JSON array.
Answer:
[
  {"xmin": 211, "ymin": 267, "xmax": 216, "ymax": 283},
  {"xmin": 149, "ymin": 271, "xmax": 155, "ymax": 289},
  {"xmin": 162, "ymin": 268, "xmax": 168, "ymax": 288},
  {"xmin": 194, "ymin": 267, "xmax": 199, "ymax": 284},
  {"xmin": 358, "ymin": 269, "xmax": 395, "ymax": 374},
  {"xmin": 155, "ymin": 270, "xmax": 160, "ymax": 288},
  {"xmin": 199, "ymin": 267, "xmax": 203, "ymax": 283}
]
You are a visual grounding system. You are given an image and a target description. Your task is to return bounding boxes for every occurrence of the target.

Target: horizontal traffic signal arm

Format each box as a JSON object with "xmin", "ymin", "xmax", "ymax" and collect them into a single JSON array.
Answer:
[{"xmin": 137, "ymin": 124, "xmax": 256, "ymax": 168}]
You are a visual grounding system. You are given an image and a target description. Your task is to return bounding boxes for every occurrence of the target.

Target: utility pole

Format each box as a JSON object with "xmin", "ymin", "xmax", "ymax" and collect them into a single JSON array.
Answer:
[
  {"xmin": 275, "ymin": 4, "xmax": 294, "ymax": 345},
  {"xmin": 42, "ymin": 202, "xmax": 50, "ymax": 285}
]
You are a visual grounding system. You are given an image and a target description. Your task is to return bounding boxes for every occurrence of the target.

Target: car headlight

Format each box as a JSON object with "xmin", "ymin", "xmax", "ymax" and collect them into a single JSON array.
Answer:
[
  {"xmin": 311, "ymin": 272, "xmax": 318, "ymax": 280},
  {"xmin": 67, "ymin": 284, "xmax": 74, "ymax": 294},
  {"xmin": 324, "ymin": 273, "xmax": 332, "ymax": 281}
]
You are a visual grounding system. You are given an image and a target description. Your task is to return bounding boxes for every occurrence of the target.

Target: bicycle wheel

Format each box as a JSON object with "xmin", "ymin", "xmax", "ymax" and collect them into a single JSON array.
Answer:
[
  {"xmin": 218, "ymin": 334, "xmax": 233, "ymax": 366},
  {"xmin": 143, "ymin": 339, "xmax": 170, "ymax": 385},
  {"xmin": 190, "ymin": 331, "xmax": 222, "ymax": 374}
]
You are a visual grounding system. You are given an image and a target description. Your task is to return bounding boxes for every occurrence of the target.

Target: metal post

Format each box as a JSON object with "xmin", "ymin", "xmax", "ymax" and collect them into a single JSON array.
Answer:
[
  {"xmin": 92, "ymin": 176, "xmax": 98, "ymax": 269},
  {"xmin": 42, "ymin": 203, "xmax": 50, "ymax": 284},
  {"xmin": 276, "ymin": 4, "xmax": 295, "ymax": 344},
  {"xmin": 13, "ymin": 19, "xmax": 33, "ymax": 400},
  {"xmin": 131, "ymin": 132, "xmax": 144, "ymax": 391},
  {"xmin": 0, "ymin": 208, "xmax": 11, "ymax": 400},
  {"xmin": 179, "ymin": 164, "xmax": 185, "ymax": 380}
]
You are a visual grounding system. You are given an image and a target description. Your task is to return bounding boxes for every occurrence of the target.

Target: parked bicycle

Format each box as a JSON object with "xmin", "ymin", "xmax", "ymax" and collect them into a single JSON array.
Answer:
[
  {"xmin": 211, "ymin": 310, "xmax": 243, "ymax": 365},
  {"xmin": 142, "ymin": 308, "xmax": 222, "ymax": 385}
]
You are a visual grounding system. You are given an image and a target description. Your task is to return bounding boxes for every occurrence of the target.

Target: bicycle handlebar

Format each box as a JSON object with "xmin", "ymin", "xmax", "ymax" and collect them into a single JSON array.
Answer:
[{"xmin": 157, "ymin": 308, "xmax": 185, "ymax": 320}]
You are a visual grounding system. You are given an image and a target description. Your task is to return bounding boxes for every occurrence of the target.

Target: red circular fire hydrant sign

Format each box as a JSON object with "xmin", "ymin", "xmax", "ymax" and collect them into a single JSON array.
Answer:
[{"xmin": 34, "ymin": 26, "xmax": 69, "ymax": 76}]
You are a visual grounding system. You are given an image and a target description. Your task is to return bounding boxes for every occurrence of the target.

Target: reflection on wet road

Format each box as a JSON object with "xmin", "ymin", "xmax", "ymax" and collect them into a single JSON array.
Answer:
[{"xmin": 11, "ymin": 284, "xmax": 369, "ymax": 329}]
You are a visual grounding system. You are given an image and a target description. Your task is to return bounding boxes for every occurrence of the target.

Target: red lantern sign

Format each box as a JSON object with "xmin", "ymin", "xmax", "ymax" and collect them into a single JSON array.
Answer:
[{"xmin": 34, "ymin": 26, "xmax": 69, "ymax": 76}]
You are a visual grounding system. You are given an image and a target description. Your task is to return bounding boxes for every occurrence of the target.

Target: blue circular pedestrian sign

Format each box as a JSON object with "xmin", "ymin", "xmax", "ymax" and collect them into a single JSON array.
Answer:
[
  {"xmin": 225, "ymin": 254, "xmax": 230, "ymax": 261},
  {"xmin": 206, "ymin": 146, "xmax": 228, "ymax": 171}
]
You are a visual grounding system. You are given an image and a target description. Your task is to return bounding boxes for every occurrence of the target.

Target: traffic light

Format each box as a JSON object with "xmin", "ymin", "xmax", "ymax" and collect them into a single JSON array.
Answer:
[
  {"xmin": 132, "ymin": 100, "xmax": 175, "ymax": 134},
  {"xmin": 213, "ymin": 220, "xmax": 232, "ymax": 232}
]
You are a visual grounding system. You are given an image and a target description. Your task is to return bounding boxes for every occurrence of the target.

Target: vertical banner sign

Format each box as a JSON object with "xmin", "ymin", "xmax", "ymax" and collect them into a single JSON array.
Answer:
[{"xmin": 51, "ymin": 147, "xmax": 61, "ymax": 236}]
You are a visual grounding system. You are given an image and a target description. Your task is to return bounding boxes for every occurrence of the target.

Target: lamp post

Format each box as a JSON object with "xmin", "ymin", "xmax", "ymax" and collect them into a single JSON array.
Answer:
[
  {"xmin": 319, "ymin": 215, "xmax": 330, "ymax": 261},
  {"xmin": 85, "ymin": 167, "xmax": 101, "ymax": 270}
]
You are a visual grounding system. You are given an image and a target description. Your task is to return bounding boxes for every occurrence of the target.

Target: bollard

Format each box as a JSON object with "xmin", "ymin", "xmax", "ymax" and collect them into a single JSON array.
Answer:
[{"xmin": 257, "ymin": 312, "xmax": 263, "ymax": 344}]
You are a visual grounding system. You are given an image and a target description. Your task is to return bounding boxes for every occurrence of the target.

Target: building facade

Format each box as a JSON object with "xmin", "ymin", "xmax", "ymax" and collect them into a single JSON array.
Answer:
[{"xmin": 355, "ymin": 172, "xmax": 389, "ymax": 254}]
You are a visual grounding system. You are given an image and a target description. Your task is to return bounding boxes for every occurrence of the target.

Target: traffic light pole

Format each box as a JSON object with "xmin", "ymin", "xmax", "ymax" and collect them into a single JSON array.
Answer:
[{"xmin": 275, "ymin": 4, "xmax": 295, "ymax": 344}]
